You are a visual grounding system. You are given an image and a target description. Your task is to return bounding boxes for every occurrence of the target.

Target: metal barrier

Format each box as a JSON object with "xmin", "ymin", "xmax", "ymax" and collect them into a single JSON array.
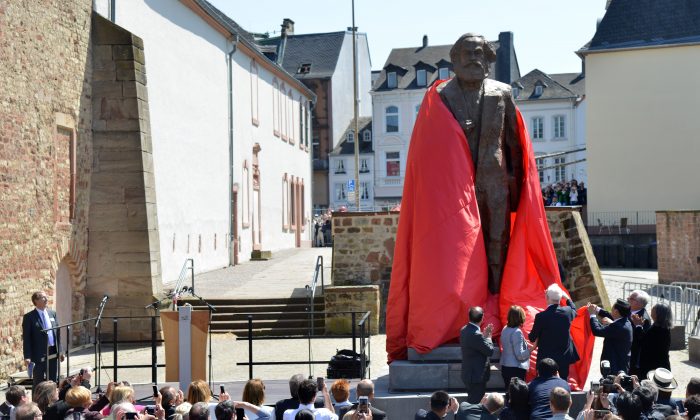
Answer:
[
  {"xmin": 672, "ymin": 283, "xmax": 700, "ymax": 338},
  {"xmin": 236, "ymin": 310, "xmax": 371, "ymax": 380},
  {"xmin": 622, "ymin": 282, "xmax": 684, "ymax": 328},
  {"xmin": 103, "ymin": 316, "xmax": 164, "ymax": 384}
]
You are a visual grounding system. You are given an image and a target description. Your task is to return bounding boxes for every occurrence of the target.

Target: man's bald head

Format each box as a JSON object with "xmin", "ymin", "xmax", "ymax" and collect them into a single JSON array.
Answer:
[
  {"xmin": 356, "ymin": 379, "xmax": 375, "ymax": 398},
  {"xmin": 469, "ymin": 307, "xmax": 484, "ymax": 324}
]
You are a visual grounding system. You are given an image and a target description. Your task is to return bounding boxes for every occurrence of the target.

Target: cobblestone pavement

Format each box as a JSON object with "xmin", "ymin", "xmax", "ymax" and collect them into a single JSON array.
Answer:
[{"xmin": 5, "ymin": 264, "xmax": 698, "ymax": 402}]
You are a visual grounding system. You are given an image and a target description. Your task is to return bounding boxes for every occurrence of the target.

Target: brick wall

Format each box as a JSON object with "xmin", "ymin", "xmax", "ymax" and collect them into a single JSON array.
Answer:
[
  {"xmin": 657, "ymin": 210, "xmax": 700, "ymax": 284},
  {"xmin": 324, "ymin": 286, "xmax": 380, "ymax": 335},
  {"xmin": 0, "ymin": 0, "xmax": 94, "ymax": 378},
  {"xmin": 331, "ymin": 209, "xmax": 610, "ymax": 331}
]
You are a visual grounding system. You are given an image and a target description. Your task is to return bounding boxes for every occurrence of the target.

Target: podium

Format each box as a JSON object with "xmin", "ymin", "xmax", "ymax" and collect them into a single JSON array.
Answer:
[{"xmin": 161, "ymin": 307, "xmax": 209, "ymax": 391}]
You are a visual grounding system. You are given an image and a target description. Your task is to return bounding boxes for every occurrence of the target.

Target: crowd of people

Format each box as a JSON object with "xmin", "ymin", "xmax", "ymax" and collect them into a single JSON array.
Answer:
[
  {"xmin": 313, "ymin": 210, "xmax": 333, "ymax": 247},
  {"xmin": 542, "ymin": 180, "xmax": 587, "ymax": 207}
]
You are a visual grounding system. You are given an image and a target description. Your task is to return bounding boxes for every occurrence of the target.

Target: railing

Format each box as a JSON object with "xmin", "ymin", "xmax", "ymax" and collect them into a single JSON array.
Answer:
[
  {"xmin": 42, "ymin": 315, "xmax": 163, "ymax": 390},
  {"xmin": 586, "ymin": 210, "xmax": 657, "ymax": 234},
  {"xmin": 377, "ymin": 176, "xmax": 403, "ymax": 187},
  {"xmin": 236, "ymin": 310, "xmax": 371, "ymax": 380},
  {"xmin": 671, "ymin": 283, "xmax": 700, "ymax": 338}
]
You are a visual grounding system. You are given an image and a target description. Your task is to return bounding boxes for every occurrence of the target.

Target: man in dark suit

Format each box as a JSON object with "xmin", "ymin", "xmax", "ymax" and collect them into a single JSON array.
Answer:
[
  {"xmin": 596, "ymin": 290, "xmax": 651, "ymax": 375},
  {"xmin": 588, "ymin": 299, "xmax": 634, "ymax": 374},
  {"xmin": 22, "ymin": 291, "xmax": 63, "ymax": 387},
  {"xmin": 529, "ymin": 358, "xmax": 571, "ymax": 420},
  {"xmin": 0, "ymin": 385, "xmax": 28, "ymax": 420},
  {"xmin": 414, "ymin": 391, "xmax": 458, "ymax": 420},
  {"xmin": 454, "ymin": 393, "xmax": 504, "ymax": 420},
  {"xmin": 529, "ymin": 284, "xmax": 579, "ymax": 380},
  {"xmin": 274, "ymin": 374, "xmax": 325, "ymax": 420},
  {"xmin": 460, "ymin": 307, "xmax": 494, "ymax": 404},
  {"xmin": 337, "ymin": 380, "xmax": 386, "ymax": 420}
]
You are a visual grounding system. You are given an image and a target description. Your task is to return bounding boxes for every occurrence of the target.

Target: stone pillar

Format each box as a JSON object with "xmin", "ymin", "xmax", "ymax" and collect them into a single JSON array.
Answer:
[
  {"xmin": 87, "ymin": 14, "xmax": 161, "ymax": 339},
  {"xmin": 324, "ymin": 286, "xmax": 380, "ymax": 335},
  {"xmin": 657, "ymin": 210, "xmax": 700, "ymax": 284}
]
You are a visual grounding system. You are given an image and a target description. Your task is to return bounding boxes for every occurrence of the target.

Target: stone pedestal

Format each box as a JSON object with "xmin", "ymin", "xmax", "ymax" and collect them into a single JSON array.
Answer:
[
  {"xmin": 388, "ymin": 345, "xmax": 504, "ymax": 392},
  {"xmin": 689, "ymin": 336, "xmax": 700, "ymax": 362}
]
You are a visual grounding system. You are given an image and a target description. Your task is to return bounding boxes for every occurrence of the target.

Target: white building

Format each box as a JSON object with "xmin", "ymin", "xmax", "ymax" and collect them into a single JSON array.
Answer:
[
  {"xmin": 370, "ymin": 33, "xmax": 520, "ymax": 209},
  {"xmin": 94, "ymin": 0, "xmax": 315, "ymax": 282},
  {"xmin": 328, "ymin": 118, "xmax": 374, "ymax": 211},
  {"xmin": 512, "ymin": 69, "xmax": 587, "ymax": 186}
]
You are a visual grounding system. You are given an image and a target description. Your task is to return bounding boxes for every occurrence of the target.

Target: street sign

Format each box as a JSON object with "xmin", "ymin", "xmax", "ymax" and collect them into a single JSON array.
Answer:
[
  {"xmin": 347, "ymin": 179, "xmax": 356, "ymax": 193},
  {"xmin": 347, "ymin": 191, "xmax": 356, "ymax": 203}
]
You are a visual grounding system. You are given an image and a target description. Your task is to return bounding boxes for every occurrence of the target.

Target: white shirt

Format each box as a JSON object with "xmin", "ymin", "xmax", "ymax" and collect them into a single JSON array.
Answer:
[{"xmin": 283, "ymin": 403, "xmax": 338, "ymax": 420}]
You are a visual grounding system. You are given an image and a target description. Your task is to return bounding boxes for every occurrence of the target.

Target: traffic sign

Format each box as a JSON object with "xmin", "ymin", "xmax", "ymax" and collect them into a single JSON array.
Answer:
[{"xmin": 347, "ymin": 179, "xmax": 356, "ymax": 193}]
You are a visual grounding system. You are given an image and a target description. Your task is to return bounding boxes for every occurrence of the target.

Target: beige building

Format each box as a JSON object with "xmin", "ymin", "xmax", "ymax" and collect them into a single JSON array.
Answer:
[{"xmin": 580, "ymin": 0, "xmax": 700, "ymax": 221}]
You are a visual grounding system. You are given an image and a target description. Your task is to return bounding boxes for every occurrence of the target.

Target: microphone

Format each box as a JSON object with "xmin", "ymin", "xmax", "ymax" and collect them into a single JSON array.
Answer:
[
  {"xmin": 180, "ymin": 286, "xmax": 191, "ymax": 294},
  {"xmin": 100, "ymin": 295, "xmax": 109, "ymax": 305}
]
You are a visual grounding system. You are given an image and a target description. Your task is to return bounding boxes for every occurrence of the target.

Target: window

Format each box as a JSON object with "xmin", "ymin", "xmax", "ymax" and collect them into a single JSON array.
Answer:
[
  {"xmin": 288, "ymin": 90, "xmax": 295, "ymax": 144},
  {"xmin": 554, "ymin": 157, "xmax": 566, "ymax": 182},
  {"xmin": 282, "ymin": 174, "xmax": 290, "ymax": 229},
  {"xmin": 438, "ymin": 67, "xmax": 449, "ymax": 80},
  {"xmin": 312, "ymin": 136, "xmax": 320, "ymax": 159},
  {"xmin": 363, "ymin": 130, "xmax": 371, "ymax": 142},
  {"xmin": 416, "ymin": 69, "xmax": 427, "ymax": 87},
  {"xmin": 242, "ymin": 162, "xmax": 250, "ymax": 227},
  {"xmin": 386, "ymin": 151, "xmax": 400, "ymax": 177},
  {"xmin": 304, "ymin": 103, "xmax": 310, "ymax": 149},
  {"xmin": 299, "ymin": 100, "xmax": 304, "ymax": 149},
  {"xmin": 387, "ymin": 71, "xmax": 397, "ymax": 88},
  {"xmin": 347, "ymin": 132, "xmax": 354, "ymax": 143},
  {"xmin": 361, "ymin": 182, "xmax": 370, "ymax": 200},
  {"xmin": 272, "ymin": 79, "xmax": 280, "ymax": 136},
  {"xmin": 534, "ymin": 85, "xmax": 543, "ymax": 96},
  {"xmin": 360, "ymin": 159, "xmax": 370, "ymax": 173},
  {"xmin": 536, "ymin": 158, "xmax": 545, "ymax": 183},
  {"xmin": 250, "ymin": 61, "xmax": 259, "ymax": 125},
  {"xmin": 554, "ymin": 115, "xmax": 566, "ymax": 139},
  {"xmin": 280, "ymin": 83, "xmax": 287, "ymax": 140},
  {"xmin": 335, "ymin": 159, "xmax": 346, "ymax": 174},
  {"xmin": 532, "ymin": 117, "xmax": 544, "ymax": 140},
  {"xmin": 297, "ymin": 63, "xmax": 311, "ymax": 74},
  {"xmin": 385, "ymin": 106, "xmax": 399, "ymax": 132},
  {"xmin": 335, "ymin": 183, "xmax": 346, "ymax": 200}
]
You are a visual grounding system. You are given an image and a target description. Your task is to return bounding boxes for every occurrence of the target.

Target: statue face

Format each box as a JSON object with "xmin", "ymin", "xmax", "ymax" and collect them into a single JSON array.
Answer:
[{"xmin": 453, "ymin": 37, "xmax": 489, "ymax": 83}]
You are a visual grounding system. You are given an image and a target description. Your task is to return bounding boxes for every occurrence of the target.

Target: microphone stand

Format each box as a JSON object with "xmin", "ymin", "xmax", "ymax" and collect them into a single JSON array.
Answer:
[
  {"xmin": 94, "ymin": 296, "xmax": 109, "ymax": 394},
  {"xmin": 182, "ymin": 288, "xmax": 217, "ymax": 398}
]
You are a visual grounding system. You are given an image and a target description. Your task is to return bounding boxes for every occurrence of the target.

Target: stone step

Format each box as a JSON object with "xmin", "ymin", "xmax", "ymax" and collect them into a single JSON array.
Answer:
[
  {"xmin": 389, "ymin": 361, "xmax": 505, "ymax": 392},
  {"xmin": 217, "ymin": 326, "xmax": 326, "ymax": 337},
  {"xmin": 407, "ymin": 345, "xmax": 501, "ymax": 362}
]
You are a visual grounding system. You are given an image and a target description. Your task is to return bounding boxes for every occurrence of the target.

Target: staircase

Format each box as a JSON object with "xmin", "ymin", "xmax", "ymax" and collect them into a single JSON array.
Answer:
[{"xmin": 178, "ymin": 296, "xmax": 325, "ymax": 337}]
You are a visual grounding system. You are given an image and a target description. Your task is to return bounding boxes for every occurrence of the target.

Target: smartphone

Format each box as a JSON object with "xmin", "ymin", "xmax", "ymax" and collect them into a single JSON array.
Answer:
[
  {"xmin": 358, "ymin": 396, "xmax": 369, "ymax": 414},
  {"xmin": 590, "ymin": 381, "xmax": 600, "ymax": 393},
  {"xmin": 235, "ymin": 408, "xmax": 245, "ymax": 420},
  {"xmin": 316, "ymin": 376, "xmax": 324, "ymax": 391},
  {"xmin": 220, "ymin": 385, "xmax": 225, "ymax": 394},
  {"xmin": 145, "ymin": 406, "xmax": 156, "ymax": 415},
  {"xmin": 125, "ymin": 413, "xmax": 138, "ymax": 420},
  {"xmin": 594, "ymin": 410, "xmax": 611, "ymax": 419},
  {"xmin": 152, "ymin": 385, "xmax": 159, "ymax": 398}
]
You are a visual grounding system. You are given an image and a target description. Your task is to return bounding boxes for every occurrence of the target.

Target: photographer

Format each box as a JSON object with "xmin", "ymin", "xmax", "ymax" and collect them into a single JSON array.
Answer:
[{"xmin": 587, "ymin": 300, "xmax": 633, "ymax": 375}]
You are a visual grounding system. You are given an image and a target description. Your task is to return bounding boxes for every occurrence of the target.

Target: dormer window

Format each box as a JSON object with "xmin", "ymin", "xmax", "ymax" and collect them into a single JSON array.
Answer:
[
  {"xmin": 347, "ymin": 132, "xmax": 354, "ymax": 143},
  {"xmin": 534, "ymin": 85, "xmax": 543, "ymax": 96},
  {"xmin": 438, "ymin": 67, "xmax": 449, "ymax": 80},
  {"xmin": 387, "ymin": 72, "xmax": 397, "ymax": 89},
  {"xmin": 363, "ymin": 130, "xmax": 371, "ymax": 142},
  {"xmin": 416, "ymin": 69, "xmax": 427, "ymax": 87},
  {"xmin": 297, "ymin": 63, "xmax": 311, "ymax": 74},
  {"xmin": 513, "ymin": 87, "xmax": 520, "ymax": 98}
]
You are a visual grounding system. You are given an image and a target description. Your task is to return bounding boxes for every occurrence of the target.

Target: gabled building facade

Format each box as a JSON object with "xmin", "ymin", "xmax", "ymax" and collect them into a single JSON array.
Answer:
[
  {"xmin": 512, "ymin": 69, "xmax": 586, "ymax": 186},
  {"xmin": 579, "ymin": 0, "xmax": 700, "ymax": 215},
  {"xmin": 328, "ymin": 118, "xmax": 374, "ymax": 211},
  {"xmin": 370, "ymin": 33, "xmax": 520, "ymax": 209},
  {"xmin": 259, "ymin": 25, "xmax": 372, "ymax": 210}
]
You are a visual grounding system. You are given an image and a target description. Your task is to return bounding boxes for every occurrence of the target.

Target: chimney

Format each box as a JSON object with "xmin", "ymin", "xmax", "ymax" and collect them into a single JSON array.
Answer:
[
  {"xmin": 496, "ymin": 31, "xmax": 516, "ymax": 84},
  {"xmin": 422, "ymin": 35, "xmax": 428, "ymax": 48},
  {"xmin": 281, "ymin": 18, "xmax": 295, "ymax": 37}
]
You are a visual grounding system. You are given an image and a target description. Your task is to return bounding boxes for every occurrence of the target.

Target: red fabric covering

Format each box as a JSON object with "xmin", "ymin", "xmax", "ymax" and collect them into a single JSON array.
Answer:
[{"xmin": 385, "ymin": 84, "xmax": 593, "ymax": 390}]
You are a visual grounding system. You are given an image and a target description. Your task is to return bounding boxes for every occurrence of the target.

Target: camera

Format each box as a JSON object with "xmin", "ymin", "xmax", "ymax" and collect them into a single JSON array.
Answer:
[
  {"xmin": 145, "ymin": 406, "xmax": 156, "ymax": 415},
  {"xmin": 619, "ymin": 373, "xmax": 634, "ymax": 392},
  {"xmin": 235, "ymin": 408, "xmax": 244, "ymax": 420},
  {"xmin": 594, "ymin": 409, "xmax": 611, "ymax": 418},
  {"xmin": 125, "ymin": 413, "xmax": 138, "ymax": 420},
  {"xmin": 358, "ymin": 396, "xmax": 370, "ymax": 414},
  {"xmin": 600, "ymin": 360, "xmax": 611, "ymax": 377},
  {"xmin": 600, "ymin": 376, "xmax": 616, "ymax": 393},
  {"xmin": 316, "ymin": 377, "xmax": 325, "ymax": 391}
]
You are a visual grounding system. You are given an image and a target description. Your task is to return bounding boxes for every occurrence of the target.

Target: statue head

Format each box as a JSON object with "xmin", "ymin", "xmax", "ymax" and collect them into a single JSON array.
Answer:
[{"xmin": 450, "ymin": 33, "xmax": 497, "ymax": 84}]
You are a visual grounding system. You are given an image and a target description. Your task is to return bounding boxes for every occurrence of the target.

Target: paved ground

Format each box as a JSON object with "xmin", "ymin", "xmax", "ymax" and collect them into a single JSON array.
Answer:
[{"xmin": 4, "ymin": 254, "xmax": 698, "ymax": 403}]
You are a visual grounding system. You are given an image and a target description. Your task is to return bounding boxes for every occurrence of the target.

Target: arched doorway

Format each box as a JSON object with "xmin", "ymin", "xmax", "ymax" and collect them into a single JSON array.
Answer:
[{"xmin": 55, "ymin": 260, "xmax": 73, "ymax": 347}]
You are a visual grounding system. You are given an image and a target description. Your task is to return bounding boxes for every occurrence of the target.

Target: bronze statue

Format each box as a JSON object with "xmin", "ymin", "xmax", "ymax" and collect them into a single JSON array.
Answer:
[{"xmin": 437, "ymin": 33, "xmax": 524, "ymax": 293}]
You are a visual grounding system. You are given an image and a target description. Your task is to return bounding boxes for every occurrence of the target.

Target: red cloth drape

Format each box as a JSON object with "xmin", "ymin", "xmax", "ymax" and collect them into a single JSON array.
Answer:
[{"xmin": 386, "ymin": 83, "xmax": 593, "ymax": 390}]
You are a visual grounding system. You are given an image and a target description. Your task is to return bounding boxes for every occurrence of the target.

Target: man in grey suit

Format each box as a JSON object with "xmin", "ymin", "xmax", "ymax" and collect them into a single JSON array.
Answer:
[
  {"xmin": 460, "ymin": 307, "xmax": 494, "ymax": 403},
  {"xmin": 22, "ymin": 291, "xmax": 63, "ymax": 387}
]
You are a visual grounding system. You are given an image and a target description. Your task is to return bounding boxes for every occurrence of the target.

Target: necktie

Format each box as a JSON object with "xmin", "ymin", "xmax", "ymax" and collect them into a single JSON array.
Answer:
[{"xmin": 41, "ymin": 310, "xmax": 55, "ymax": 347}]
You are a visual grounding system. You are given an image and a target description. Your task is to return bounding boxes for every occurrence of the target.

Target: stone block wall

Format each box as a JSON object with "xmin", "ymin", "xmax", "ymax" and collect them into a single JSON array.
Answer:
[
  {"xmin": 87, "ymin": 15, "xmax": 162, "ymax": 339},
  {"xmin": 0, "ymin": 0, "xmax": 94, "ymax": 379},
  {"xmin": 657, "ymin": 211, "xmax": 700, "ymax": 284},
  {"xmin": 546, "ymin": 208, "xmax": 610, "ymax": 308},
  {"xmin": 324, "ymin": 286, "xmax": 380, "ymax": 335},
  {"xmin": 331, "ymin": 212, "xmax": 398, "ymax": 331}
]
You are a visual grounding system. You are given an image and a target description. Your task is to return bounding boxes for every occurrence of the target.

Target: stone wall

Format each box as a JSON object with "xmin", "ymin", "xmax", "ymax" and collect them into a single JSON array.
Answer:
[
  {"xmin": 324, "ymin": 286, "xmax": 380, "ymax": 335},
  {"xmin": 0, "ymin": 0, "xmax": 94, "ymax": 378},
  {"xmin": 657, "ymin": 210, "xmax": 700, "ymax": 284},
  {"xmin": 87, "ymin": 15, "xmax": 162, "ymax": 338},
  {"xmin": 546, "ymin": 208, "xmax": 610, "ymax": 308},
  {"xmin": 330, "ymin": 209, "xmax": 610, "ymax": 331},
  {"xmin": 331, "ymin": 212, "xmax": 398, "ymax": 331}
]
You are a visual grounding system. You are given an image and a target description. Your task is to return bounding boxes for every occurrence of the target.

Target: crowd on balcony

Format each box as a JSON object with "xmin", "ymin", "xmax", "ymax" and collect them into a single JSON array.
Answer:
[{"xmin": 543, "ymin": 180, "xmax": 587, "ymax": 207}]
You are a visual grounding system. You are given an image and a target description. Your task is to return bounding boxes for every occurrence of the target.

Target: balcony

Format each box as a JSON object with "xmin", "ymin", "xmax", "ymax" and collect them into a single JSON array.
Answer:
[{"xmin": 378, "ymin": 176, "xmax": 404, "ymax": 186}]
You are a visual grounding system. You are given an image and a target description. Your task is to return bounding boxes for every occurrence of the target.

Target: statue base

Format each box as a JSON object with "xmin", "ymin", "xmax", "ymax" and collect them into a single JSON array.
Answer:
[{"xmin": 388, "ymin": 345, "xmax": 504, "ymax": 392}]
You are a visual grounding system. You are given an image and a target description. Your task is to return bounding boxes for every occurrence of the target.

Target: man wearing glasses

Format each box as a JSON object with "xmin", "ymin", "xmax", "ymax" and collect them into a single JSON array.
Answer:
[{"xmin": 22, "ymin": 291, "xmax": 64, "ymax": 387}]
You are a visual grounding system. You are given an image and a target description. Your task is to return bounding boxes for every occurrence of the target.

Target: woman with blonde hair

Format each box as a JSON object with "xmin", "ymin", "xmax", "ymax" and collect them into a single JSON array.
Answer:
[
  {"xmin": 500, "ymin": 305, "xmax": 535, "ymax": 387},
  {"xmin": 64, "ymin": 386, "xmax": 104, "ymax": 420},
  {"xmin": 240, "ymin": 379, "xmax": 274, "ymax": 419}
]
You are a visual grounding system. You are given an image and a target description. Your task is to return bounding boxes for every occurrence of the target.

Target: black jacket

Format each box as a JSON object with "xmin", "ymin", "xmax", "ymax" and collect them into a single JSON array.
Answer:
[
  {"xmin": 273, "ymin": 397, "xmax": 325, "ymax": 420},
  {"xmin": 529, "ymin": 300, "xmax": 579, "ymax": 366},
  {"xmin": 339, "ymin": 404, "xmax": 386, "ymax": 420},
  {"xmin": 590, "ymin": 316, "xmax": 633, "ymax": 374},
  {"xmin": 636, "ymin": 324, "xmax": 671, "ymax": 378},
  {"xmin": 460, "ymin": 323, "xmax": 494, "ymax": 386},
  {"xmin": 22, "ymin": 308, "xmax": 61, "ymax": 362},
  {"xmin": 599, "ymin": 307, "xmax": 651, "ymax": 372}
]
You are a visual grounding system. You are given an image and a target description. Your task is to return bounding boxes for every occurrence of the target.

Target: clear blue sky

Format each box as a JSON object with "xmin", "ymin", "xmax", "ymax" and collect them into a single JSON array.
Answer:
[{"xmin": 208, "ymin": 0, "xmax": 609, "ymax": 76}]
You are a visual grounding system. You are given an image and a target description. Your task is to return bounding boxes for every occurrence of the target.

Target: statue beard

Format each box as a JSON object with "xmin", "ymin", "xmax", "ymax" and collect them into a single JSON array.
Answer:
[{"xmin": 455, "ymin": 60, "xmax": 489, "ymax": 84}]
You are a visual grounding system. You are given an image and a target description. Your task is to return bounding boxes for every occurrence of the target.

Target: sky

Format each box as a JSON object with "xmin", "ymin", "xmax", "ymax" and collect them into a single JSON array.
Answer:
[{"xmin": 208, "ymin": 0, "xmax": 609, "ymax": 76}]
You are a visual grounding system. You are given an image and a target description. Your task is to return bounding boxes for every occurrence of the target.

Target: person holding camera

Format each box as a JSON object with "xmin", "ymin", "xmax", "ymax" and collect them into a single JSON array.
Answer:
[
  {"xmin": 414, "ymin": 391, "xmax": 457, "ymax": 420},
  {"xmin": 282, "ymin": 379, "xmax": 337, "ymax": 420},
  {"xmin": 337, "ymin": 380, "xmax": 384, "ymax": 420},
  {"xmin": 587, "ymin": 299, "xmax": 633, "ymax": 375}
]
